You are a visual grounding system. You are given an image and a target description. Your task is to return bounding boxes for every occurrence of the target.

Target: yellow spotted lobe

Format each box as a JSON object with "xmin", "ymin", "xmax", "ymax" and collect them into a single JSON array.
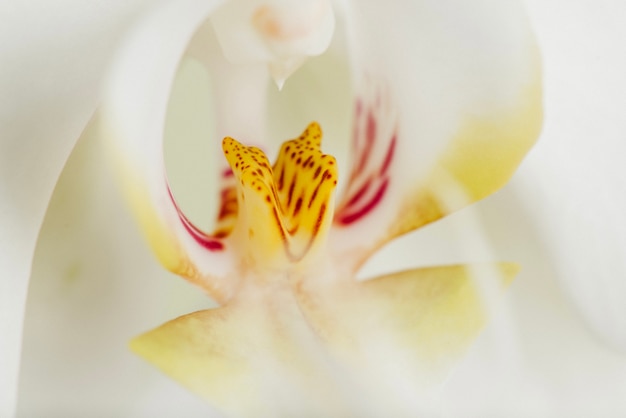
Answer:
[{"xmin": 221, "ymin": 122, "xmax": 338, "ymax": 272}]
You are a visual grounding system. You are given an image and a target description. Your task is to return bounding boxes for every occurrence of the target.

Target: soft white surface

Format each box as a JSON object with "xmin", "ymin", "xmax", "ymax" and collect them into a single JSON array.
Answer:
[
  {"xmin": 0, "ymin": 1, "xmax": 157, "ymax": 416},
  {"xmin": 368, "ymin": 191, "xmax": 626, "ymax": 416},
  {"xmin": 17, "ymin": 121, "xmax": 215, "ymax": 416},
  {"xmin": 368, "ymin": 0, "xmax": 626, "ymax": 414},
  {"xmin": 330, "ymin": 0, "xmax": 540, "ymax": 258},
  {"xmin": 520, "ymin": 0, "xmax": 626, "ymax": 352},
  {"xmin": 210, "ymin": 0, "xmax": 335, "ymax": 85},
  {"xmin": 11, "ymin": 0, "xmax": 626, "ymax": 416}
]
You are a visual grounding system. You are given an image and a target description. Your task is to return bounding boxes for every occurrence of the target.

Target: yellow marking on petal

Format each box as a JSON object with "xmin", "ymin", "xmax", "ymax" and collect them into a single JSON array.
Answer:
[
  {"xmin": 389, "ymin": 66, "xmax": 542, "ymax": 241},
  {"xmin": 131, "ymin": 306, "xmax": 271, "ymax": 415},
  {"xmin": 131, "ymin": 290, "xmax": 353, "ymax": 416},
  {"xmin": 297, "ymin": 263, "xmax": 518, "ymax": 392},
  {"xmin": 439, "ymin": 81, "xmax": 542, "ymax": 202},
  {"xmin": 112, "ymin": 153, "xmax": 231, "ymax": 303},
  {"xmin": 118, "ymin": 164, "xmax": 193, "ymax": 275},
  {"xmin": 222, "ymin": 122, "xmax": 337, "ymax": 273}
]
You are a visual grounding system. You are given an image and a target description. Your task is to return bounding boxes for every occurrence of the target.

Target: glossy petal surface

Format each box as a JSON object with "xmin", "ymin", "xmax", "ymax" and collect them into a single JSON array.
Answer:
[
  {"xmin": 131, "ymin": 288, "xmax": 358, "ymax": 417},
  {"xmin": 18, "ymin": 116, "xmax": 214, "ymax": 416},
  {"xmin": 298, "ymin": 263, "xmax": 518, "ymax": 413},
  {"xmin": 211, "ymin": 0, "xmax": 335, "ymax": 86},
  {"xmin": 330, "ymin": 0, "xmax": 542, "ymax": 271},
  {"xmin": 102, "ymin": 0, "xmax": 243, "ymax": 303},
  {"xmin": 512, "ymin": 0, "xmax": 626, "ymax": 352},
  {"xmin": 133, "ymin": 263, "xmax": 517, "ymax": 416},
  {"xmin": 0, "ymin": 0, "xmax": 161, "ymax": 414}
]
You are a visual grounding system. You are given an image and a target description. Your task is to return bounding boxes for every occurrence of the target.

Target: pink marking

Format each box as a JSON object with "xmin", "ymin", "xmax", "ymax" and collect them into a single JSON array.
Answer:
[
  {"xmin": 166, "ymin": 185, "xmax": 224, "ymax": 251},
  {"xmin": 337, "ymin": 88, "xmax": 398, "ymax": 226},
  {"xmin": 337, "ymin": 178, "xmax": 389, "ymax": 225},
  {"xmin": 222, "ymin": 167, "xmax": 234, "ymax": 178},
  {"xmin": 180, "ymin": 217, "xmax": 225, "ymax": 251},
  {"xmin": 355, "ymin": 99, "xmax": 363, "ymax": 118},
  {"xmin": 345, "ymin": 178, "xmax": 372, "ymax": 208},
  {"xmin": 380, "ymin": 134, "xmax": 397, "ymax": 175}
]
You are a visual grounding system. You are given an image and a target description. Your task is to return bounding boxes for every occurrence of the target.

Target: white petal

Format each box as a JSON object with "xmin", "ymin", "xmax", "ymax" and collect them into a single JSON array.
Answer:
[
  {"xmin": 102, "ymin": 0, "xmax": 247, "ymax": 303},
  {"xmin": 0, "ymin": 1, "xmax": 163, "ymax": 415},
  {"xmin": 361, "ymin": 180, "xmax": 626, "ymax": 415},
  {"xmin": 329, "ymin": 0, "xmax": 542, "ymax": 273},
  {"xmin": 439, "ymin": 182, "xmax": 626, "ymax": 416},
  {"xmin": 510, "ymin": 0, "xmax": 626, "ymax": 352},
  {"xmin": 17, "ymin": 120, "xmax": 218, "ymax": 416}
]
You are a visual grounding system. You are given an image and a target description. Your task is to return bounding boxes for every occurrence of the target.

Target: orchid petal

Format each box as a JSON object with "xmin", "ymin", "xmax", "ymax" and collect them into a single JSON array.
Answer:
[
  {"xmin": 442, "ymin": 179, "xmax": 626, "ymax": 416},
  {"xmin": 509, "ymin": 0, "xmax": 626, "ymax": 352},
  {"xmin": 222, "ymin": 123, "xmax": 338, "ymax": 272},
  {"xmin": 296, "ymin": 263, "xmax": 519, "ymax": 414},
  {"xmin": 101, "ymin": 0, "xmax": 247, "ymax": 303},
  {"xmin": 131, "ymin": 288, "xmax": 363, "ymax": 417},
  {"xmin": 17, "ymin": 121, "xmax": 214, "ymax": 415},
  {"xmin": 0, "ymin": 1, "xmax": 168, "ymax": 414},
  {"xmin": 330, "ymin": 0, "xmax": 542, "ymax": 271}
]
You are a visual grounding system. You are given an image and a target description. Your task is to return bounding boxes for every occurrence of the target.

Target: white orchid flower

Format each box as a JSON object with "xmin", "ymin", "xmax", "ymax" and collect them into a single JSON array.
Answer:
[
  {"xmin": 9, "ymin": 0, "xmax": 626, "ymax": 417},
  {"xmin": 95, "ymin": 0, "xmax": 539, "ymax": 415},
  {"xmin": 6, "ymin": 0, "xmax": 541, "ymax": 416}
]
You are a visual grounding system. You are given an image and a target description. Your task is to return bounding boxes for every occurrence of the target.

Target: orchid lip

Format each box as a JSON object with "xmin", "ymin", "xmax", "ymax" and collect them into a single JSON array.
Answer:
[{"xmin": 219, "ymin": 122, "xmax": 338, "ymax": 275}]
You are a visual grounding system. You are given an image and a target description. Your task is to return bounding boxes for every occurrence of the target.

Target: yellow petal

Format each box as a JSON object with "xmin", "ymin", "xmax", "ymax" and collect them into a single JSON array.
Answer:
[
  {"xmin": 132, "ymin": 262, "xmax": 518, "ymax": 414},
  {"xmin": 131, "ymin": 289, "xmax": 359, "ymax": 417},
  {"xmin": 296, "ymin": 263, "xmax": 519, "ymax": 411}
]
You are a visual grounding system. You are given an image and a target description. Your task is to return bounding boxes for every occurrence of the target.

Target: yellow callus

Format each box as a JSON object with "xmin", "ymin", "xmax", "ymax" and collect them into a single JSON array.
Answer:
[{"xmin": 223, "ymin": 122, "xmax": 338, "ymax": 275}]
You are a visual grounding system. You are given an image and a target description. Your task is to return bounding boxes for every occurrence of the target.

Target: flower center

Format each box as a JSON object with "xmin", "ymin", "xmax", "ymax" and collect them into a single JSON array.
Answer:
[{"xmin": 222, "ymin": 122, "xmax": 337, "ymax": 275}]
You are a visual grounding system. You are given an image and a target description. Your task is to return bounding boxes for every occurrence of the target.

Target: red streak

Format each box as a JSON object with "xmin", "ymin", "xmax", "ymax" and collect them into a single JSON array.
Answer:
[
  {"xmin": 380, "ymin": 134, "xmax": 397, "ymax": 175},
  {"xmin": 345, "ymin": 179, "xmax": 372, "ymax": 208},
  {"xmin": 166, "ymin": 185, "xmax": 224, "ymax": 251},
  {"xmin": 180, "ymin": 219, "xmax": 225, "ymax": 251},
  {"xmin": 336, "ymin": 178, "xmax": 389, "ymax": 225}
]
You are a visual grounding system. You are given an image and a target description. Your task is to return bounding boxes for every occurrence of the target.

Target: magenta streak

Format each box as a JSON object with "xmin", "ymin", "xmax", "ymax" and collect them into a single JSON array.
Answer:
[
  {"xmin": 356, "ymin": 111, "xmax": 377, "ymax": 172},
  {"xmin": 345, "ymin": 178, "xmax": 372, "ymax": 208},
  {"xmin": 166, "ymin": 185, "xmax": 224, "ymax": 251},
  {"xmin": 222, "ymin": 167, "xmax": 234, "ymax": 178},
  {"xmin": 355, "ymin": 99, "xmax": 363, "ymax": 118},
  {"xmin": 337, "ymin": 178, "xmax": 389, "ymax": 225},
  {"xmin": 380, "ymin": 134, "xmax": 397, "ymax": 175},
  {"xmin": 352, "ymin": 100, "xmax": 363, "ymax": 148}
]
